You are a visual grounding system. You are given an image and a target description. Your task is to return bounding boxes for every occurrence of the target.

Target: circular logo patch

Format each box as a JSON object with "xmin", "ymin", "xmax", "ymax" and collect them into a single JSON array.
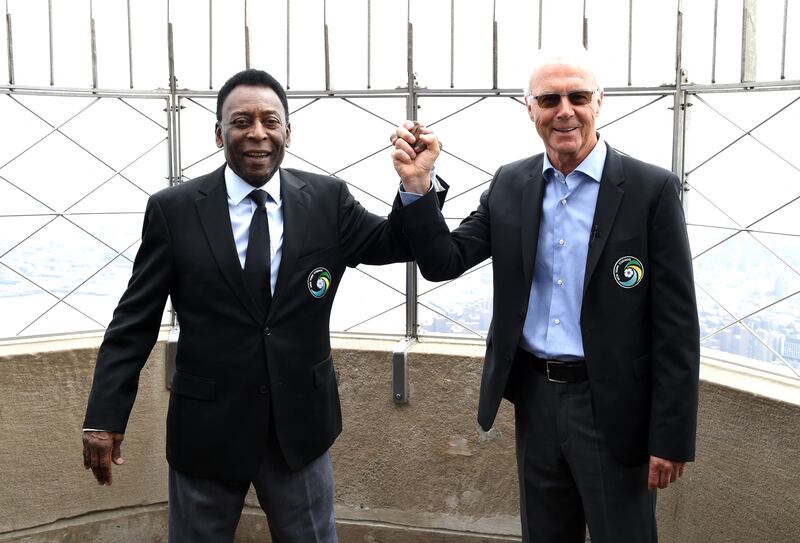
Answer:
[
  {"xmin": 307, "ymin": 267, "xmax": 332, "ymax": 298},
  {"xmin": 613, "ymin": 256, "xmax": 644, "ymax": 289}
]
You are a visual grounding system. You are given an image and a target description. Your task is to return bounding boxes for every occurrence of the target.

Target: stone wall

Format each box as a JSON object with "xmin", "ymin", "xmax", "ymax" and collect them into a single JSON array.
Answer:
[
  {"xmin": 1, "ymin": 335, "xmax": 798, "ymax": 542},
  {"xmin": 0, "ymin": 335, "xmax": 169, "ymax": 540}
]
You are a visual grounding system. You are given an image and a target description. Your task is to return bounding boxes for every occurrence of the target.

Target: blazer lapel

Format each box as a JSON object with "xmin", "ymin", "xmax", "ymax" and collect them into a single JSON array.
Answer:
[
  {"xmin": 195, "ymin": 165, "xmax": 264, "ymax": 324},
  {"xmin": 270, "ymin": 169, "xmax": 310, "ymax": 313},
  {"xmin": 521, "ymin": 155, "xmax": 545, "ymax": 288},
  {"xmin": 583, "ymin": 144, "xmax": 625, "ymax": 295}
]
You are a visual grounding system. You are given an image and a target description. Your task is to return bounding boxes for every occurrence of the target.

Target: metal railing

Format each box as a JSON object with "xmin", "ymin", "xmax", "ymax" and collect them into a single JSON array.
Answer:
[{"xmin": 0, "ymin": 0, "xmax": 798, "ymax": 381}]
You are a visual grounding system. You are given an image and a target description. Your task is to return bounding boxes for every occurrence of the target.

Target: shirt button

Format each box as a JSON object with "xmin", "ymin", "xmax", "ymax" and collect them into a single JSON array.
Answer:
[
  {"xmin": 259, "ymin": 385, "xmax": 269, "ymax": 394},
  {"xmin": 554, "ymin": 318, "xmax": 561, "ymax": 325},
  {"xmin": 263, "ymin": 327, "xmax": 271, "ymax": 336},
  {"xmin": 556, "ymin": 279, "xmax": 563, "ymax": 286},
  {"xmin": 559, "ymin": 239, "xmax": 565, "ymax": 246},
  {"xmin": 561, "ymin": 199, "xmax": 567, "ymax": 205}
]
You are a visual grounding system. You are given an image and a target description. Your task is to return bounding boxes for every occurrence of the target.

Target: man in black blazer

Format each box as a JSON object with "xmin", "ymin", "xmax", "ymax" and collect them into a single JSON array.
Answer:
[
  {"xmin": 82, "ymin": 69, "xmax": 442, "ymax": 542},
  {"xmin": 391, "ymin": 49, "xmax": 699, "ymax": 542}
]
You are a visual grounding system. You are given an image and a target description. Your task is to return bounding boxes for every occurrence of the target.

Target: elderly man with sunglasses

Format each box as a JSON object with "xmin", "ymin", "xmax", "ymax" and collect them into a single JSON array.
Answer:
[{"xmin": 390, "ymin": 48, "xmax": 699, "ymax": 543}]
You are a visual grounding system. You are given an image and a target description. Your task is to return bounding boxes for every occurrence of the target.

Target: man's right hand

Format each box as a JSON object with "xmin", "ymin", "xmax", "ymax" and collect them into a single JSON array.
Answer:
[
  {"xmin": 391, "ymin": 120, "xmax": 441, "ymax": 194},
  {"xmin": 82, "ymin": 430, "xmax": 125, "ymax": 486}
]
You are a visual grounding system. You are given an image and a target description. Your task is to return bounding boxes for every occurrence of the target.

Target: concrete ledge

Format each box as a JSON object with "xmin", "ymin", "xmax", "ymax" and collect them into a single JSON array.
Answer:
[
  {"xmin": 0, "ymin": 334, "xmax": 170, "ymax": 535},
  {"xmin": 700, "ymin": 355, "xmax": 800, "ymax": 407},
  {"xmin": 0, "ymin": 505, "xmax": 168, "ymax": 543},
  {"xmin": 0, "ymin": 505, "xmax": 519, "ymax": 543},
  {"xmin": 239, "ymin": 507, "xmax": 521, "ymax": 543},
  {"xmin": 334, "ymin": 521, "xmax": 520, "ymax": 543},
  {"xmin": 2, "ymin": 335, "xmax": 799, "ymax": 542},
  {"xmin": 334, "ymin": 506, "xmax": 520, "ymax": 540}
]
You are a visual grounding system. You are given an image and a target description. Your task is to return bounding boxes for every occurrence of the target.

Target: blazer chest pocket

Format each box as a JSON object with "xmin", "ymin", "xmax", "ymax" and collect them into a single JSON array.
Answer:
[
  {"xmin": 171, "ymin": 371, "xmax": 216, "ymax": 400},
  {"xmin": 296, "ymin": 247, "xmax": 338, "ymax": 271}
]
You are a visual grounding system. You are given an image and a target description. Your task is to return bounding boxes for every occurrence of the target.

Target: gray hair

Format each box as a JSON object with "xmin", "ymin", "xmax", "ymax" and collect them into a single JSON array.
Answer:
[{"xmin": 523, "ymin": 47, "xmax": 603, "ymax": 101}]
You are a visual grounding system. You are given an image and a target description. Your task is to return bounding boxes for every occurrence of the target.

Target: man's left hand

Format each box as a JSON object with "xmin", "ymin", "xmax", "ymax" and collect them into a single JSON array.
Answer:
[
  {"xmin": 648, "ymin": 455, "xmax": 686, "ymax": 490},
  {"xmin": 391, "ymin": 120, "xmax": 441, "ymax": 194}
]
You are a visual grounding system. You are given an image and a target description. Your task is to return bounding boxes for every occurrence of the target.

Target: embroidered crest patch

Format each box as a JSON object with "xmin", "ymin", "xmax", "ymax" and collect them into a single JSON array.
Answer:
[
  {"xmin": 307, "ymin": 267, "xmax": 332, "ymax": 298},
  {"xmin": 613, "ymin": 256, "xmax": 644, "ymax": 289}
]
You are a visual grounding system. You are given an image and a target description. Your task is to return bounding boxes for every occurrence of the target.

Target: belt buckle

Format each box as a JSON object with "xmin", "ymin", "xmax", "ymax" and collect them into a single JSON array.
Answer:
[{"xmin": 545, "ymin": 360, "xmax": 568, "ymax": 384}]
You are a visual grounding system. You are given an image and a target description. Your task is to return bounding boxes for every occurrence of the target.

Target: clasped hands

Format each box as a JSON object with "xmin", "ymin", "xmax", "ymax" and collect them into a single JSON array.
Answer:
[{"xmin": 390, "ymin": 120, "xmax": 442, "ymax": 195}]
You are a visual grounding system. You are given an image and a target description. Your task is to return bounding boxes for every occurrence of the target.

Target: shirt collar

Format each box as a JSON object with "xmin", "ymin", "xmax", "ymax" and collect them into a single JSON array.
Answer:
[
  {"xmin": 224, "ymin": 165, "xmax": 282, "ymax": 205},
  {"xmin": 542, "ymin": 135, "xmax": 607, "ymax": 184}
]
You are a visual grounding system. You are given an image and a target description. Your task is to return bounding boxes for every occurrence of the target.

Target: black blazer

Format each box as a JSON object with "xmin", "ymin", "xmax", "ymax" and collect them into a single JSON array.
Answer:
[
  {"xmin": 84, "ymin": 165, "xmax": 422, "ymax": 482},
  {"xmin": 394, "ymin": 145, "xmax": 700, "ymax": 466}
]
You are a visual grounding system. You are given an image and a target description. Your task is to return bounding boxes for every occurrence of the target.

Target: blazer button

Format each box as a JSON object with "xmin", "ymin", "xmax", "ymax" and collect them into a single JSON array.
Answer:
[
  {"xmin": 259, "ymin": 384, "xmax": 269, "ymax": 394},
  {"xmin": 263, "ymin": 327, "xmax": 271, "ymax": 336}
]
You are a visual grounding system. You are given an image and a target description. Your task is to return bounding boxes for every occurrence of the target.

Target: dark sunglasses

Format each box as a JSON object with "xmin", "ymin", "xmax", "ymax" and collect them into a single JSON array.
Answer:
[{"xmin": 530, "ymin": 89, "xmax": 597, "ymax": 108}]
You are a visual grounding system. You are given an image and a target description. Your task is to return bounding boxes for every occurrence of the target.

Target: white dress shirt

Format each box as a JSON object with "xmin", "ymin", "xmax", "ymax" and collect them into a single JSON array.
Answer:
[
  {"xmin": 83, "ymin": 166, "xmax": 285, "ymax": 433},
  {"xmin": 225, "ymin": 165, "xmax": 284, "ymax": 296}
]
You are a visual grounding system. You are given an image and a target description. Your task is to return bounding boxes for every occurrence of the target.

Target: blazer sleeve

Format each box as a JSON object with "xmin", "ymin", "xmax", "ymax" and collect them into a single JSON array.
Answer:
[
  {"xmin": 339, "ymin": 177, "xmax": 449, "ymax": 267},
  {"xmin": 83, "ymin": 195, "xmax": 175, "ymax": 433},
  {"xmin": 392, "ymin": 174, "xmax": 495, "ymax": 282},
  {"xmin": 647, "ymin": 175, "xmax": 700, "ymax": 462}
]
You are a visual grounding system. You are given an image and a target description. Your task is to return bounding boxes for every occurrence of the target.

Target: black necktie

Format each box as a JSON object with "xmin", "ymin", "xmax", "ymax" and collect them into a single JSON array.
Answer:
[{"xmin": 244, "ymin": 189, "xmax": 271, "ymax": 314}]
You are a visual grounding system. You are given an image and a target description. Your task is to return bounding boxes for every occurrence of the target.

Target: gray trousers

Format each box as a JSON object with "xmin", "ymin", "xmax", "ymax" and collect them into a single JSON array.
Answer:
[
  {"xmin": 513, "ymin": 360, "xmax": 657, "ymax": 543},
  {"xmin": 168, "ymin": 447, "xmax": 337, "ymax": 543}
]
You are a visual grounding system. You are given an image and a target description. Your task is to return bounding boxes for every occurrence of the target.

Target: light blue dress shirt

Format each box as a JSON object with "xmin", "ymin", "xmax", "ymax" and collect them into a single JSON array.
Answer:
[
  {"xmin": 395, "ymin": 169, "xmax": 443, "ymax": 205},
  {"xmin": 225, "ymin": 165, "xmax": 283, "ymax": 296},
  {"xmin": 520, "ymin": 139, "xmax": 607, "ymax": 360},
  {"xmin": 396, "ymin": 143, "xmax": 606, "ymax": 360}
]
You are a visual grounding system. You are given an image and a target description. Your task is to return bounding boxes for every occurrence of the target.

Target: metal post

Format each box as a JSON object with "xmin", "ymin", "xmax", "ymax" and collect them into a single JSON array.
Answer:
[
  {"xmin": 537, "ymin": 0, "xmax": 543, "ymax": 49},
  {"xmin": 781, "ymin": 0, "xmax": 788, "ymax": 80},
  {"xmin": 166, "ymin": 17, "xmax": 181, "ymax": 378},
  {"xmin": 126, "ymin": 0, "xmax": 133, "ymax": 88},
  {"xmin": 167, "ymin": 21, "xmax": 179, "ymax": 188},
  {"xmin": 712, "ymin": 0, "xmax": 719, "ymax": 83},
  {"xmin": 741, "ymin": 0, "xmax": 757, "ymax": 83},
  {"xmin": 175, "ymin": 95, "xmax": 183, "ymax": 185},
  {"xmin": 209, "ymin": 0, "xmax": 213, "ymax": 89},
  {"xmin": 286, "ymin": 0, "xmax": 290, "ymax": 89},
  {"xmin": 394, "ymin": 3, "xmax": 419, "ymax": 404},
  {"xmin": 323, "ymin": 0, "xmax": 330, "ymax": 90},
  {"xmin": 671, "ymin": 0, "xmax": 689, "ymax": 207},
  {"xmin": 582, "ymin": 0, "xmax": 588, "ymax": 49},
  {"xmin": 449, "ymin": 0, "xmax": 454, "ymax": 88},
  {"xmin": 392, "ymin": 337, "xmax": 412, "ymax": 403},
  {"xmin": 5, "ymin": 6, "xmax": 13, "ymax": 85},
  {"xmin": 492, "ymin": 1, "xmax": 498, "ymax": 90},
  {"xmin": 405, "ymin": 17, "xmax": 418, "ymax": 340},
  {"xmin": 90, "ymin": 1, "xmax": 97, "ymax": 89},
  {"xmin": 244, "ymin": 0, "xmax": 250, "ymax": 69},
  {"xmin": 627, "ymin": 0, "xmax": 633, "ymax": 86},
  {"xmin": 366, "ymin": 0, "xmax": 371, "ymax": 89},
  {"xmin": 48, "ymin": 0, "xmax": 54, "ymax": 85}
]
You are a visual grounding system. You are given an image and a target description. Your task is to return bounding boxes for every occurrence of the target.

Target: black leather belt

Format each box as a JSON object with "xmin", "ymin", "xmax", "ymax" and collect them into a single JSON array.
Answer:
[{"xmin": 516, "ymin": 349, "xmax": 588, "ymax": 383}]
